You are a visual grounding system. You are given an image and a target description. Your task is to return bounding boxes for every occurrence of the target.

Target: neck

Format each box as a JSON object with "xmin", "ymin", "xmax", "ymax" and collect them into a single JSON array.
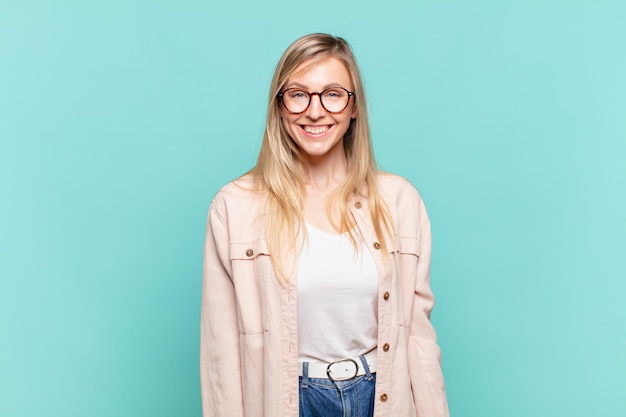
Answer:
[{"xmin": 302, "ymin": 148, "xmax": 348, "ymax": 193}]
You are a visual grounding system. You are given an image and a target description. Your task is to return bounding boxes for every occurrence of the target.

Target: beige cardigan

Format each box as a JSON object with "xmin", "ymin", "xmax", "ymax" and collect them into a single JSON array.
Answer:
[{"xmin": 201, "ymin": 173, "xmax": 449, "ymax": 417}]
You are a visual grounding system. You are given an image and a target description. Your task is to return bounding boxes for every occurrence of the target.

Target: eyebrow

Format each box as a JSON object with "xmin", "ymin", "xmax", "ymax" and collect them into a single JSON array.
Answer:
[{"xmin": 284, "ymin": 82, "xmax": 347, "ymax": 90}]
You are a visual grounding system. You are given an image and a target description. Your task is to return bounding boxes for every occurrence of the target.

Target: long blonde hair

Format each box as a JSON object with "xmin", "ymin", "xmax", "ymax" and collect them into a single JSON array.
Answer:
[{"xmin": 249, "ymin": 33, "xmax": 393, "ymax": 284}]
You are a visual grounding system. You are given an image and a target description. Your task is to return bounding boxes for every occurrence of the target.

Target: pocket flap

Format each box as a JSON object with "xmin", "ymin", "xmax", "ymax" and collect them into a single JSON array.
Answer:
[
  {"xmin": 229, "ymin": 240, "xmax": 270, "ymax": 260},
  {"xmin": 396, "ymin": 236, "xmax": 421, "ymax": 257}
]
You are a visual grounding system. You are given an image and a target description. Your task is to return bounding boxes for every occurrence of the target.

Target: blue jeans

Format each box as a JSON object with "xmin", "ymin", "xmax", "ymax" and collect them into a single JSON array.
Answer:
[{"xmin": 299, "ymin": 356, "xmax": 376, "ymax": 417}]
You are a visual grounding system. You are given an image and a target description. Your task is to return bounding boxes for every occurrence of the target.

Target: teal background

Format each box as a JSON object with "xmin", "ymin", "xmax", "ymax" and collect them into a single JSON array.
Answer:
[{"xmin": 1, "ymin": 0, "xmax": 625, "ymax": 416}]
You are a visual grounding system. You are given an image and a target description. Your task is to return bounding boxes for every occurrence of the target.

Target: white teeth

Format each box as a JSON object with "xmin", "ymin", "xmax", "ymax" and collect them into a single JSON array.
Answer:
[{"xmin": 303, "ymin": 125, "xmax": 330, "ymax": 134}]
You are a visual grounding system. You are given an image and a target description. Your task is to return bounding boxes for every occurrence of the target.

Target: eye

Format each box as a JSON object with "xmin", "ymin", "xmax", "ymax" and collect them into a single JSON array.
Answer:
[
  {"xmin": 323, "ymin": 89, "xmax": 346, "ymax": 99},
  {"xmin": 287, "ymin": 89, "xmax": 308, "ymax": 99}
]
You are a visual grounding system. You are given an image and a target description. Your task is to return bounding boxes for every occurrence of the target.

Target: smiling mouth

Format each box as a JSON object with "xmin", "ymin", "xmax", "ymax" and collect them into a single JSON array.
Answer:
[{"xmin": 302, "ymin": 125, "xmax": 331, "ymax": 134}]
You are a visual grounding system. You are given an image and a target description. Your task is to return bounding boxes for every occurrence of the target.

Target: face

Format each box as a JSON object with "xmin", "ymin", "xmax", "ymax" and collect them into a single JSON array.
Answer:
[{"xmin": 279, "ymin": 57, "xmax": 356, "ymax": 163}]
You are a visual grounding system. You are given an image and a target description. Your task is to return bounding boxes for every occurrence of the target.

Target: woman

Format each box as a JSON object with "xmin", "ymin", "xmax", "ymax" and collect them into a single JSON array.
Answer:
[{"xmin": 201, "ymin": 33, "xmax": 449, "ymax": 417}]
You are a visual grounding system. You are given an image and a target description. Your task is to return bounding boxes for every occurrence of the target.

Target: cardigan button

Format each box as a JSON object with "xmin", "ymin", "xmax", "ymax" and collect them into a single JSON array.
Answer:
[
  {"xmin": 380, "ymin": 393, "xmax": 388, "ymax": 402},
  {"xmin": 383, "ymin": 343, "xmax": 390, "ymax": 352},
  {"xmin": 383, "ymin": 291, "xmax": 390, "ymax": 300},
  {"xmin": 373, "ymin": 242, "xmax": 381, "ymax": 250},
  {"xmin": 245, "ymin": 249, "xmax": 254, "ymax": 257},
  {"xmin": 354, "ymin": 201, "xmax": 362, "ymax": 209}
]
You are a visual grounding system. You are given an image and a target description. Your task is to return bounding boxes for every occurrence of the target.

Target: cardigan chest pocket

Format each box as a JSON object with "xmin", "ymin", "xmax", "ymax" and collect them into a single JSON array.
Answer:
[
  {"xmin": 392, "ymin": 236, "xmax": 422, "ymax": 327},
  {"xmin": 229, "ymin": 240, "xmax": 271, "ymax": 334},
  {"xmin": 395, "ymin": 236, "xmax": 421, "ymax": 258}
]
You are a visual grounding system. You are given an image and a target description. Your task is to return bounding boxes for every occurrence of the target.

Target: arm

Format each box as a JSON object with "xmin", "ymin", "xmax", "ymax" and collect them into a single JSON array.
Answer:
[
  {"xmin": 200, "ymin": 202, "xmax": 244, "ymax": 416},
  {"xmin": 407, "ymin": 196, "xmax": 450, "ymax": 417}
]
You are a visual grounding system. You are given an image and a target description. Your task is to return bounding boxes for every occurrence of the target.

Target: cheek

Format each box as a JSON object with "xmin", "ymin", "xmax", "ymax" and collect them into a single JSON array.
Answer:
[
  {"xmin": 278, "ymin": 110, "xmax": 289, "ymax": 129},
  {"xmin": 279, "ymin": 107, "xmax": 293, "ymax": 124},
  {"xmin": 281, "ymin": 115, "xmax": 297, "ymax": 132},
  {"xmin": 279, "ymin": 115, "xmax": 301, "ymax": 141}
]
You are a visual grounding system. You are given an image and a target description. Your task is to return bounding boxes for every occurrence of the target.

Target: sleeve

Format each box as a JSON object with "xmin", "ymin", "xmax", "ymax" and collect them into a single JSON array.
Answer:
[
  {"xmin": 200, "ymin": 201, "xmax": 244, "ymax": 417},
  {"xmin": 407, "ymin": 196, "xmax": 450, "ymax": 417}
]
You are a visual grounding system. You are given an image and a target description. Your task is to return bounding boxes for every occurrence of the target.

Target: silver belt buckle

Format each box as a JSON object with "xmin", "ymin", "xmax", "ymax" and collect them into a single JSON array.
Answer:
[{"xmin": 326, "ymin": 358, "xmax": 359, "ymax": 382}]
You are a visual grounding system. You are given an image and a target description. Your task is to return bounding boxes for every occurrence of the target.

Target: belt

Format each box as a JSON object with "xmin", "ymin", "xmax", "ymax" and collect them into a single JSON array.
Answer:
[{"xmin": 298, "ymin": 350, "xmax": 377, "ymax": 381}]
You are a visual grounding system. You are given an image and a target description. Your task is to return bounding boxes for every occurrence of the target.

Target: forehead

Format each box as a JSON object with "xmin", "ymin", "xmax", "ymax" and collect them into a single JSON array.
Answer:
[{"xmin": 287, "ymin": 56, "xmax": 353, "ymax": 89}]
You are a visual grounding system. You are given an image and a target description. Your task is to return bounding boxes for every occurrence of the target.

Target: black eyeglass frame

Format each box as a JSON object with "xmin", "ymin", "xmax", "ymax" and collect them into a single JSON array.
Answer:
[{"xmin": 277, "ymin": 87, "xmax": 355, "ymax": 114}]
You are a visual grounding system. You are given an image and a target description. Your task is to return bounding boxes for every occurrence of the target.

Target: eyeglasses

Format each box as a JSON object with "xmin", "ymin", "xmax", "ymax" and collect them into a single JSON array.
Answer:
[{"xmin": 278, "ymin": 87, "xmax": 355, "ymax": 114}]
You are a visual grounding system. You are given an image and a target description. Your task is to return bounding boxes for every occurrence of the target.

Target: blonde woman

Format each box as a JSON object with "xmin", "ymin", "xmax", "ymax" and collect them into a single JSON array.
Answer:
[{"xmin": 201, "ymin": 33, "xmax": 449, "ymax": 417}]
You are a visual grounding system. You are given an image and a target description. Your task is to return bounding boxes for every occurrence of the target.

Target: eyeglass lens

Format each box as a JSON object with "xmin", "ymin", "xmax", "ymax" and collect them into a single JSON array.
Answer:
[{"xmin": 281, "ymin": 88, "xmax": 351, "ymax": 113}]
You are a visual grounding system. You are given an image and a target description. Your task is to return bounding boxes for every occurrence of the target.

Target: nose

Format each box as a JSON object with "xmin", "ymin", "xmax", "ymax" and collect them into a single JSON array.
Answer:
[{"xmin": 305, "ymin": 93, "xmax": 326, "ymax": 119}]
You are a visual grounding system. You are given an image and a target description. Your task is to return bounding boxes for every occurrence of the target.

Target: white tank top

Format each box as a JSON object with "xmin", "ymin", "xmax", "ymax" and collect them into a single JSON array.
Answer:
[{"xmin": 297, "ymin": 222, "xmax": 378, "ymax": 363}]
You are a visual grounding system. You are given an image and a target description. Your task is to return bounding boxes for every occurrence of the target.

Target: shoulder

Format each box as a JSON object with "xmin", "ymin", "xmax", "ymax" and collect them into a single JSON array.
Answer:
[
  {"xmin": 212, "ymin": 174, "xmax": 264, "ymax": 205},
  {"xmin": 374, "ymin": 172, "xmax": 430, "ymax": 232},
  {"xmin": 376, "ymin": 171, "xmax": 418, "ymax": 191},
  {"xmin": 210, "ymin": 174, "xmax": 267, "ymax": 224},
  {"xmin": 207, "ymin": 174, "xmax": 268, "ymax": 242},
  {"xmin": 375, "ymin": 172, "xmax": 425, "ymax": 208}
]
